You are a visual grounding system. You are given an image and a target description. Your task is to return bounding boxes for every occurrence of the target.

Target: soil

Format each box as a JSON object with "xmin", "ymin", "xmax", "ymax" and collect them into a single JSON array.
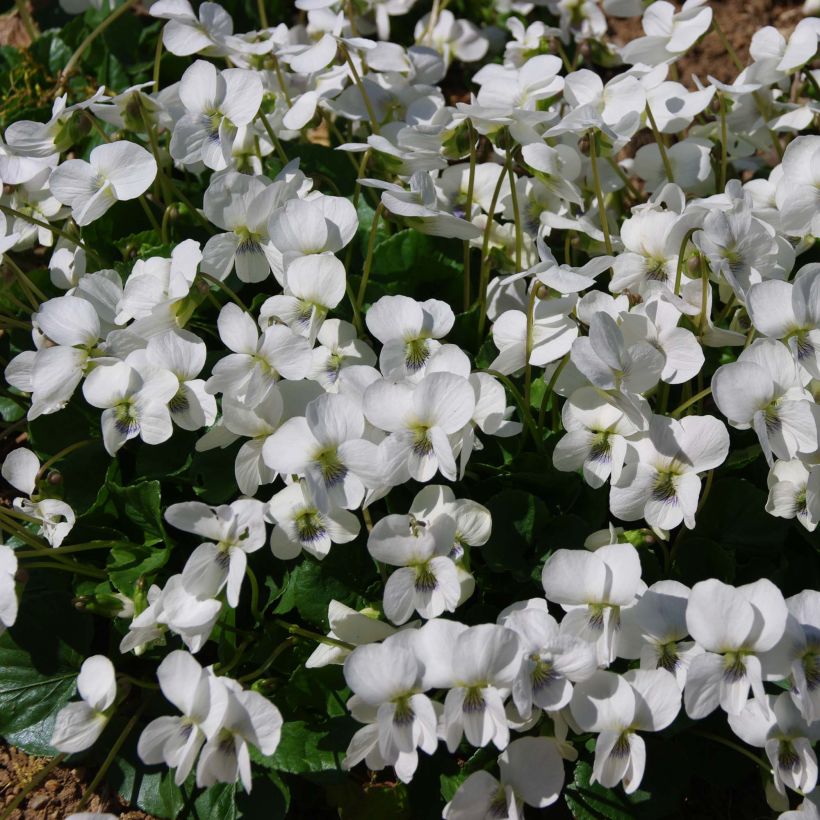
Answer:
[
  {"xmin": 0, "ymin": 0, "xmax": 814, "ymax": 818},
  {"xmin": 0, "ymin": 743, "xmax": 154, "ymax": 820}
]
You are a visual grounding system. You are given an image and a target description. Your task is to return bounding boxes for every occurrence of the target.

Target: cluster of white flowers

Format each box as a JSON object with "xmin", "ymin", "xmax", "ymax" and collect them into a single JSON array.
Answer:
[{"xmin": 1, "ymin": 0, "xmax": 819, "ymax": 814}]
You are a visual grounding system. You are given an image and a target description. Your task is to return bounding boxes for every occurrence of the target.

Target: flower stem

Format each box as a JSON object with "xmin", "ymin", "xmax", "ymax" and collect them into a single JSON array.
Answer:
[
  {"xmin": 4, "ymin": 255, "xmax": 45, "ymax": 309},
  {"xmin": 523, "ymin": 284, "xmax": 539, "ymax": 409},
  {"xmin": 693, "ymin": 730, "xmax": 771, "ymax": 773},
  {"xmin": 257, "ymin": 0, "xmax": 269, "ymax": 27},
  {"xmin": 247, "ymin": 565, "xmax": 262, "ymax": 622},
  {"xmin": 76, "ymin": 705, "xmax": 145, "ymax": 811},
  {"xmin": 538, "ymin": 353, "xmax": 568, "ymax": 432},
  {"xmin": 670, "ymin": 386, "xmax": 712, "ymax": 417},
  {"xmin": 476, "ymin": 160, "xmax": 509, "ymax": 338},
  {"xmin": 340, "ymin": 45, "xmax": 381, "ymax": 134},
  {"xmin": 355, "ymin": 200, "xmax": 384, "ymax": 322},
  {"xmin": 198, "ymin": 272, "xmax": 248, "ymax": 311},
  {"xmin": 462, "ymin": 121, "xmax": 477, "ymax": 312},
  {"xmin": 588, "ymin": 131, "xmax": 613, "ymax": 255},
  {"xmin": 58, "ymin": 0, "xmax": 140, "ymax": 91},
  {"xmin": 237, "ymin": 636, "xmax": 297, "ymax": 683},
  {"xmin": 36, "ymin": 438, "xmax": 92, "ymax": 480},
  {"xmin": 506, "ymin": 145, "xmax": 523, "ymax": 273},
  {"xmin": 718, "ymin": 92, "xmax": 729, "ymax": 190},
  {"xmin": 22, "ymin": 561, "xmax": 107, "ymax": 579},
  {"xmin": 257, "ymin": 110, "xmax": 289, "ymax": 165},
  {"xmin": 13, "ymin": 0, "xmax": 39, "ymax": 42},
  {"xmin": 483, "ymin": 370, "xmax": 543, "ymax": 453},
  {"xmin": 673, "ymin": 227, "xmax": 698, "ymax": 295},
  {"xmin": 645, "ymin": 104, "xmax": 674, "ymax": 184},
  {"xmin": 273, "ymin": 618, "xmax": 355, "ymax": 650}
]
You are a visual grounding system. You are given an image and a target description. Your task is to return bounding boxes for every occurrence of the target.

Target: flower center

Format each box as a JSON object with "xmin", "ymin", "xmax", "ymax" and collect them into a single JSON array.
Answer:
[
  {"xmin": 413, "ymin": 561, "xmax": 438, "ymax": 592},
  {"xmin": 114, "ymin": 401, "xmax": 139, "ymax": 435},
  {"xmin": 296, "ymin": 509, "xmax": 326, "ymax": 543},
  {"xmin": 463, "ymin": 685, "xmax": 486, "ymax": 714},
  {"xmin": 315, "ymin": 448, "xmax": 348, "ymax": 487},
  {"xmin": 404, "ymin": 338, "xmax": 430, "ymax": 372},
  {"xmin": 411, "ymin": 425, "xmax": 434, "ymax": 456}
]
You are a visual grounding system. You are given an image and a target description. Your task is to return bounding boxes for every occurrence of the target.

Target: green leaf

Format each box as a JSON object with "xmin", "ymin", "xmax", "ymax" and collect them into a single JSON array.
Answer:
[
  {"xmin": 110, "ymin": 742, "xmax": 185, "ymax": 820},
  {"xmin": 106, "ymin": 478, "xmax": 167, "ymax": 546},
  {"xmin": 0, "ymin": 571, "xmax": 92, "ymax": 754},
  {"xmin": 194, "ymin": 782, "xmax": 238, "ymax": 819},
  {"xmin": 253, "ymin": 720, "xmax": 344, "ymax": 776},
  {"xmin": 565, "ymin": 761, "xmax": 647, "ymax": 820},
  {"xmin": 107, "ymin": 540, "xmax": 171, "ymax": 595}
]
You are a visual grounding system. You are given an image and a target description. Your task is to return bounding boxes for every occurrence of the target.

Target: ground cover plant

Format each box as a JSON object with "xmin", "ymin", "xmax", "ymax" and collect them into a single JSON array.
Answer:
[{"xmin": 0, "ymin": 0, "xmax": 819, "ymax": 817}]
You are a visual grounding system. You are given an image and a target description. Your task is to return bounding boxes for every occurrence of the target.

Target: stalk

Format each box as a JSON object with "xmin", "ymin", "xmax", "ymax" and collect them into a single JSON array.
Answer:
[
  {"xmin": 476, "ymin": 160, "xmax": 510, "ymax": 337},
  {"xmin": 645, "ymin": 105, "xmax": 674, "ymax": 184},
  {"xmin": 462, "ymin": 122, "xmax": 477, "ymax": 311},
  {"xmin": 587, "ymin": 131, "xmax": 613, "ymax": 255},
  {"xmin": 354, "ymin": 201, "xmax": 385, "ymax": 324}
]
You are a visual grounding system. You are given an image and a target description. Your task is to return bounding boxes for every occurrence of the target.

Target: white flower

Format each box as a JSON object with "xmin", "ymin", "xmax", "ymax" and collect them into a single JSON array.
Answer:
[
  {"xmin": 0, "ymin": 545, "xmax": 18, "ymax": 636},
  {"xmin": 170, "ymin": 60, "xmax": 263, "ymax": 171},
  {"xmin": 137, "ymin": 650, "xmax": 228, "ymax": 785},
  {"xmin": 49, "ymin": 141, "xmax": 156, "ymax": 226},
  {"xmin": 542, "ymin": 542, "xmax": 644, "ymax": 665},
  {"xmin": 367, "ymin": 511, "xmax": 461, "ymax": 624},
  {"xmin": 766, "ymin": 459, "xmax": 820, "ymax": 532},
  {"xmin": 610, "ymin": 413, "xmax": 729, "ymax": 530},
  {"xmin": 1, "ymin": 448, "xmax": 75, "ymax": 547},
  {"xmin": 776, "ymin": 135, "xmax": 820, "ymax": 237},
  {"xmin": 443, "ymin": 737, "xmax": 565, "ymax": 818},
  {"xmin": 82, "ymin": 361, "xmax": 179, "ymax": 456},
  {"xmin": 365, "ymin": 372, "xmax": 476, "ymax": 483},
  {"xmin": 729, "ymin": 693, "xmax": 820, "ymax": 796},
  {"xmin": 196, "ymin": 682, "xmax": 283, "ymax": 792},
  {"xmin": 499, "ymin": 598, "xmax": 597, "ymax": 718},
  {"xmin": 267, "ymin": 480, "xmax": 360, "ymax": 560},
  {"xmin": 151, "ymin": 0, "xmax": 232, "ymax": 56},
  {"xmin": 438, "ymin": 623, "xmax": 521, "ymax": 752},
  {"xmin": 165, "ymin": 499, "xmax": 267, "ymax": 607},
  {"xmin": 52, "ymin": 656, "xmax": 117, "ymax": 753},
  {"xmin": 621, "ymin": 0, "xmax": 713, "ymax": 66},
  {"xmin": 712, "ymin": 339, "xmax": 818, "ymax": 466},
  {"xmin": 684, "ymin": 578, "xmax": 789, "ymax": 718},
  {"xmin": 570, "ymin": 668, "xmax": 681, "ymax": 794},
  {"xmin": 342, "ymin": 639, "xmax": 438, "ymax": 783}
]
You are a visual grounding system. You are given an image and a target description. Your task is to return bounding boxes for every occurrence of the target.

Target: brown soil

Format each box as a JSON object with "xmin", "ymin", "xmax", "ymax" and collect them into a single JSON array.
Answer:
[
  {"xmin": 608, "ymin": 0, "xmax": 808, "ymax": 85},
  {"xmin": 0, "ymin": 743, "xmax": 155, "ymax": 820}
]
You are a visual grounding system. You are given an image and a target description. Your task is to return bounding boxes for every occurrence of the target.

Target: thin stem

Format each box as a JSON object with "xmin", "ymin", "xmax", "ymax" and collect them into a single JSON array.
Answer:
[
  {"xmin": 37, "ymin": 439, "xmax": 92, "ymax": 480},
  {"xmin": 698, "ymin": 253, "xmax": 710, "ymax": 337},
  {"xmin": 693, "ymin": 730, "xmax": 771, "ymax": 773},
  {"xmin": 673, "ymin": 227, "xmax": 698, "ymax": 295},
  {"xmin": 257, "ymin": 0, "xmax": 269, "ymax": 28},
  {"xmin": 340, "ymin": 45, "xmax": 380, "ymax": 134},
  {"xmin": 15, "ymin": 540, "xmax": 113, "ymax": 557},
  {"xmin": 355, "ymin": 201, "xmax": 384, "ymax": 319},
  {"xmin": 671, "ymin": 386, "xmax": 712, "ymax": 418},
  {"xmin": 22, "ymin": 562, "xmax": 107, "ymax": 579},
  {"xmin": 0, "ymin": 753, "xmax": 66, "ymax": 820},
  {"xmin": 606, "ymin": 156, "xmax": 641, "ymax": 200},
  {"xmin": 0, "ymin": 205, "xmax": 102, "ymax": 266},
  {"xmin": 237, "ymin": 636, "xmax": 297, "ymax": 683},
  {"xmin": 588, "ymin": 132, "xmax": 613, "ymax": 255},
  {"xmin": 198, "ymin": 272, "xmax": 248, "ymax": 311},
  {"xmin": 118, "ymin": 673, "xmax": 160, "ymax": 691},
  {"xmin": 696, "ymin": 469, "xmax": 714, "ymax": 515},
  {"xmin": 4, "ymin": 256, "xmax": 43, "ymax": 310},
  {"xmin": 718, "ymin": 92, "xmax": 728, "ymax": 191},
  {"xmin": 538, "ymin": 353, "xmax": 568, "ymax": 432},
  {"xmin": 257, "ymin": 111, "xmax": 289, "ymax": 165},
  {"xmin": 646, "ymin": 105, "xmax": 674, "ymax": 184},
  {"xmin": 483, "ymin": 370, "xmax": 543, "ymax": 454},
  {"xmin": 462, "ymin": 122, "xmax": 477, "ymax": 312},
  {"xmin": 139, "ymin": 98, "xmax": 172, "ymax": 210},
  {"xmin": 272, "ymin": 55, "xmax": 293, "ymax": 107},
  {"xmin": 476, "ymin": 161, "xmax": 509, "ymax": 337},
  {"xmin": 153, "ymin": 27, "xmax": 163, "ymax": 90},
  {"xmin": 76, "ymin": 706, "xmax": 145, "ymax": 811},
  {"xmin": 247, "ymin": 565, "xmax": 262, "ymax": 622},
  {"xmin": 506, "ymin": 145, "xmax": 523, "ymax": 273},
  {"xmin": 273, "ymin": 619, "xmax": 355, "ymax": 650},
  {"xmin": 58, "ymin": 0, "xmax": 140, "ymax": 91},
  {"xmin": 164, "ymin": 178, "xmax": 216, "ymax": 234},
  {"xmin": 14, "ymin": 0, "xmax": 39, "ymax": 42}
]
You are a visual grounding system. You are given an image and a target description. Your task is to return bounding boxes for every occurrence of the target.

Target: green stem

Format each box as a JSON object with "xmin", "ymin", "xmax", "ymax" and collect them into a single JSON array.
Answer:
[
  {"xmin": 15, "ymin": 540, "xmax": 113, "ymax": 557},
  {"xmin": 5, "ymin": 255, "xmax": 46, "ymax": 305},
  {"xmin": 673, "ymin": 227, "xmax": 698, "ymax": 295},
  {"xmin": 693, "ymin": 730, "xmax": 771, "ymax": 773},
  {"xmin": 718, "ymin": 92, "xmax": 728, "ymax": 191},
  {"xmin": 58, "ymin": 0, "xmax": 140, "ymax": 91},
  {"xmin": 21, "ymin": 562, "xmax": 107, "ymax": 579},
  {"xmin": 76, "ymin": 706, "xmax": 145, "ymax": 811},
  {"xmin": 476, "ymin": 161, "xmax": 509, "ymax": 338},
  {"xmin": 483, "ymin": 370, "xmax": 543, "ymax": 454},
  {"xmin": 588, "ymin": 132, "xmax": 613, "ymax": 255},
  {"xmin": 646, "ymin": 105, "xmax": 674, "ymax": 184},
  {"xmin": 273, "ymin": 619, "xmax": 355, "ymax": 650},
  {"xmin": 670, "ymin": 386, "xmax": 712, "ymax": 417},
  {"xmin": 538, "ymin": 353, "xmax": 568, "ymax": 432},
  {"xmin": 237, "ymin": 636, "xmax": 297, "ymax": 683},
  {"xmin": 198, "ymin": 272, "xmax": 248, "ymax": 311},
  {"xmin": 340, "ymin": 45, "xmax": 380, "ymax": 134},
  {"xmin": 153, "ymin": 27, "xmax": 163, "ymax": 90},
  {"xmin": 0, "ymin": 753, "xmax": 66, "ymax": 820},
  {"xmin": 246, "ymin": 565, "xmax": 261, "ymax": 622},
  {"xmin": 272, "ymin": 56, "xmax": 293, "ymax": 107},
  {"xmin": 257, "ymin": 0, "xmax": 269, "ymax": 27},
  {"xmin": 257, "ymin": 110, "xmax": 289, "ymax": 164},
  {"xmin": 14, "ymin": 0, "xmax": 39, "ymax": 41},
  {"xmin": 355, "ymin": 201, "xmax": 384, "ymax": 319},
  {"xmin": 462, "ymin": 122, "xmax": 477, "ymax": 312},
  {"xmin": 506, "ymin": 145, "xmax": 523, "ymax": 273},
  {"xmin": 37, "ymin": 439, "xmax": 92, "ymax": 480},
  {"xmin": 606, "ymin": 156, "xmax": 642, "ymax": 200},
  {"xmin": 0, "ymin": 205, "xmax": 102, "ymax": 266},
  {"xmin": 118, "ymin": 673, "xmax": 160, "ymax": 691}
]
